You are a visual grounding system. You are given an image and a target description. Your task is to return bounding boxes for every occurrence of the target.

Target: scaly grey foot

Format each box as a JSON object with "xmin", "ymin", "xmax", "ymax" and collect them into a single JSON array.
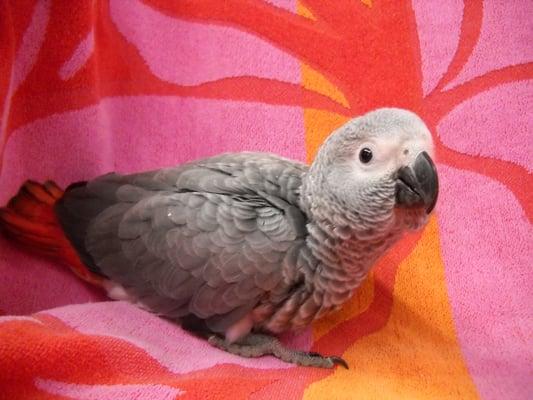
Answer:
[{"xmin": 208, "ymin": 333, "xmax": 348, "ymax": 369}]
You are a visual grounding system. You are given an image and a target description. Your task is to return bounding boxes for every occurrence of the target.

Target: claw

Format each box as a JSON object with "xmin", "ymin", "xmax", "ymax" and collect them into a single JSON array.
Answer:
[{"xmin": 329, "ymin": 356, "xmax": 349, "ymax": 369}]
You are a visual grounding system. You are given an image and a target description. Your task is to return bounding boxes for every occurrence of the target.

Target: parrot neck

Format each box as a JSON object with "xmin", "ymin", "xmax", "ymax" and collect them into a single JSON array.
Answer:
[
  {"xmin": 304, "ymin": 218, "xmax": 403, "ymax": 308},
  {"xmin": 300, "ymin": 171, "xmax": 403, "ymax": 308}
]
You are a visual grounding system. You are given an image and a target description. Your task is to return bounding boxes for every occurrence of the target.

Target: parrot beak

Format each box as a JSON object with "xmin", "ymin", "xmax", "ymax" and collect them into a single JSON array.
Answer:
[{"xmin": 395, "ymin": 151, "xmax": 439, "ymax": 214}]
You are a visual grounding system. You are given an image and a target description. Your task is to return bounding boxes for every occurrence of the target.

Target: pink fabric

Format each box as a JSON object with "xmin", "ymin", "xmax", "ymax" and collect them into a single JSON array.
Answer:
[
  {"xmin": 45, "ymin": 301, "xmax": 312, "ymax": 373},
  {"xmin": 447, "ymin": 0, "xmax": 533, "ymax": 88},
  {"xmin": 0, "ymin": 236, "xmax": 103, "ymax": 314},
  {"xmin": 110, "ymin": 0, "xmax": 300, "ymax": 86},
  {"xmin": 35, "ymin": 379, "xmax": 183, "ymax": 400},
  {"xmin": 438, "ymin": 166, "xmax": 533, "ymax": 400},
  {"xmin": 438, "ymin": 81, "xmax": 532, "ymax": 172},
  {"xmin": 412, "ymin": 0, "xmax": 463, "ymax": 95}
]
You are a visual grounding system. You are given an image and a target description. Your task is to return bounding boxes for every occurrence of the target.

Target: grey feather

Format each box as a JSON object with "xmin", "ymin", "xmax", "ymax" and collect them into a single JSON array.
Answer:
[
  {"xmin": 54, "ymin": 108, "xmax": 438, "ymax": 338},
  {"xmin": 56, "ymin": 153, "xmax": 309, "ymax": 334}
]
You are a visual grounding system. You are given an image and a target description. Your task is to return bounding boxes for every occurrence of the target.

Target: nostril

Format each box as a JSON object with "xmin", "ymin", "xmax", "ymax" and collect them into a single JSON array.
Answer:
[{"xmin": 403, "ymin": 149, "xmax": 409, "ymax": 155}]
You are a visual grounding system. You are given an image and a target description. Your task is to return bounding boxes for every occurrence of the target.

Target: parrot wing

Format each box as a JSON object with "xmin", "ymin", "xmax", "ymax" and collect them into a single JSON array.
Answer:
[{"xmin": 55, "ymin": 153, "xmax": 309, "ymax": 333}]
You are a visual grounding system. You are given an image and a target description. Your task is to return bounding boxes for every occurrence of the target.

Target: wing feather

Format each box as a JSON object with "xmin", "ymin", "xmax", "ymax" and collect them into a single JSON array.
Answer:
[{"xmin": 56, "ymin": 153, "xmax": 309, "ymax": 333}]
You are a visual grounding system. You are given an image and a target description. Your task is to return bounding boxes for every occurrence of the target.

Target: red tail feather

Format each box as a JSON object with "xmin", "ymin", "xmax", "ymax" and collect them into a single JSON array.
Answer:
[{"xmin": 0, "ymin": 180, "xmax": 103, "ymax": 286}]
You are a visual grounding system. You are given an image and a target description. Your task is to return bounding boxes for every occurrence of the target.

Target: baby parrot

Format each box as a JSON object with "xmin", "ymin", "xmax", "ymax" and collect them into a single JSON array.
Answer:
[{"xmin": 0, "ymin": 108, "xmax": 438, "ymax": 368}]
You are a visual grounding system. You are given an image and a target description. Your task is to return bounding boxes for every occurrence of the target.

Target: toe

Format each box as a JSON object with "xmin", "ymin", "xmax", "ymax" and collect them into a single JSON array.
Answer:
[{"xmin": 207, "ymin": 335, "xmax": 224, "ymax": 348}]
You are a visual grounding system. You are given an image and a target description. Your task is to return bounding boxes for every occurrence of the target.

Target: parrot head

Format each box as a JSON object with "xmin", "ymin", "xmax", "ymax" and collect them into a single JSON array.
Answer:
[{"xmin": 304, "ymin": 107, "xmax": 439, "ymax": 233}]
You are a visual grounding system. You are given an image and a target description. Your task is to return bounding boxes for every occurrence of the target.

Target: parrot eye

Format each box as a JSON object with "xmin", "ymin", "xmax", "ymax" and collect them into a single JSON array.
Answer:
[{"xmin": 359, "ymin": 148, "xmax": 373, "ymax": 164}]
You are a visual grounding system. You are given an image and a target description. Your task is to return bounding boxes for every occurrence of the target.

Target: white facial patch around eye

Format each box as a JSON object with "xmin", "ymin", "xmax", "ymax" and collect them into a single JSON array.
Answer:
[
  {"xmin": 356, "ymin": 142, "xmax": 377, "ymax": 165},
  {"xmin": 349, "ymin": 115, "xmax": 435, "ymax": 178},
  {"xmin": 349, "ymin": 139, "xmax": 400, "ymax": 183},
  {"xmin": 358, "ymin": 136, "xmax": 404, "ymax": 170}
]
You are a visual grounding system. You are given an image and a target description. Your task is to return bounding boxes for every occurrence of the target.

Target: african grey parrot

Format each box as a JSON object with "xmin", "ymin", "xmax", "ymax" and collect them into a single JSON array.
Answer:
[{"xmin": 0, "ymin": 108, "xmax": 438, "ymax": 368}]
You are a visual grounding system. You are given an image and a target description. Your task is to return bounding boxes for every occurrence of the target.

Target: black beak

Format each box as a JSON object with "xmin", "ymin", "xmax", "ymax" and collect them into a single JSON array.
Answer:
[{"xmin": 395, "ymin": 151, "xmax": 439, "ymax": 214}]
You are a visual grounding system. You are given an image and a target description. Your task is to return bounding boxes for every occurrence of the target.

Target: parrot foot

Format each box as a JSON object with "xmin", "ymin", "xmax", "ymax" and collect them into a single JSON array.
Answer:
[{"xmin": 207, "ymin": 333, "xmax": 348, "ymax": 369}]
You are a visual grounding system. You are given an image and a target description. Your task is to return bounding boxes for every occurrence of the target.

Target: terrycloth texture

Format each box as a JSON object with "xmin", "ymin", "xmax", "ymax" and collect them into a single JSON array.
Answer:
[{"xmin": 0, "ymin": 1, "xmax": 531, "ymax": 399}]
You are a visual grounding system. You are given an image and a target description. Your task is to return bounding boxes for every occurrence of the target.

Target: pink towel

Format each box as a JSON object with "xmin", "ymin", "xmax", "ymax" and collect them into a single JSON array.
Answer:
[{"xmin": 1, "ymin": 1, "xmax": 531, "ymax": 399}]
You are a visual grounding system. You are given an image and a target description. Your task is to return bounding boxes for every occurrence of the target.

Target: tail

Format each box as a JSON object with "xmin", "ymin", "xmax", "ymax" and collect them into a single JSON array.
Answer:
[{"xmin": 0, "ymin": 180, "xmax": 103, "ymax": 286}]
